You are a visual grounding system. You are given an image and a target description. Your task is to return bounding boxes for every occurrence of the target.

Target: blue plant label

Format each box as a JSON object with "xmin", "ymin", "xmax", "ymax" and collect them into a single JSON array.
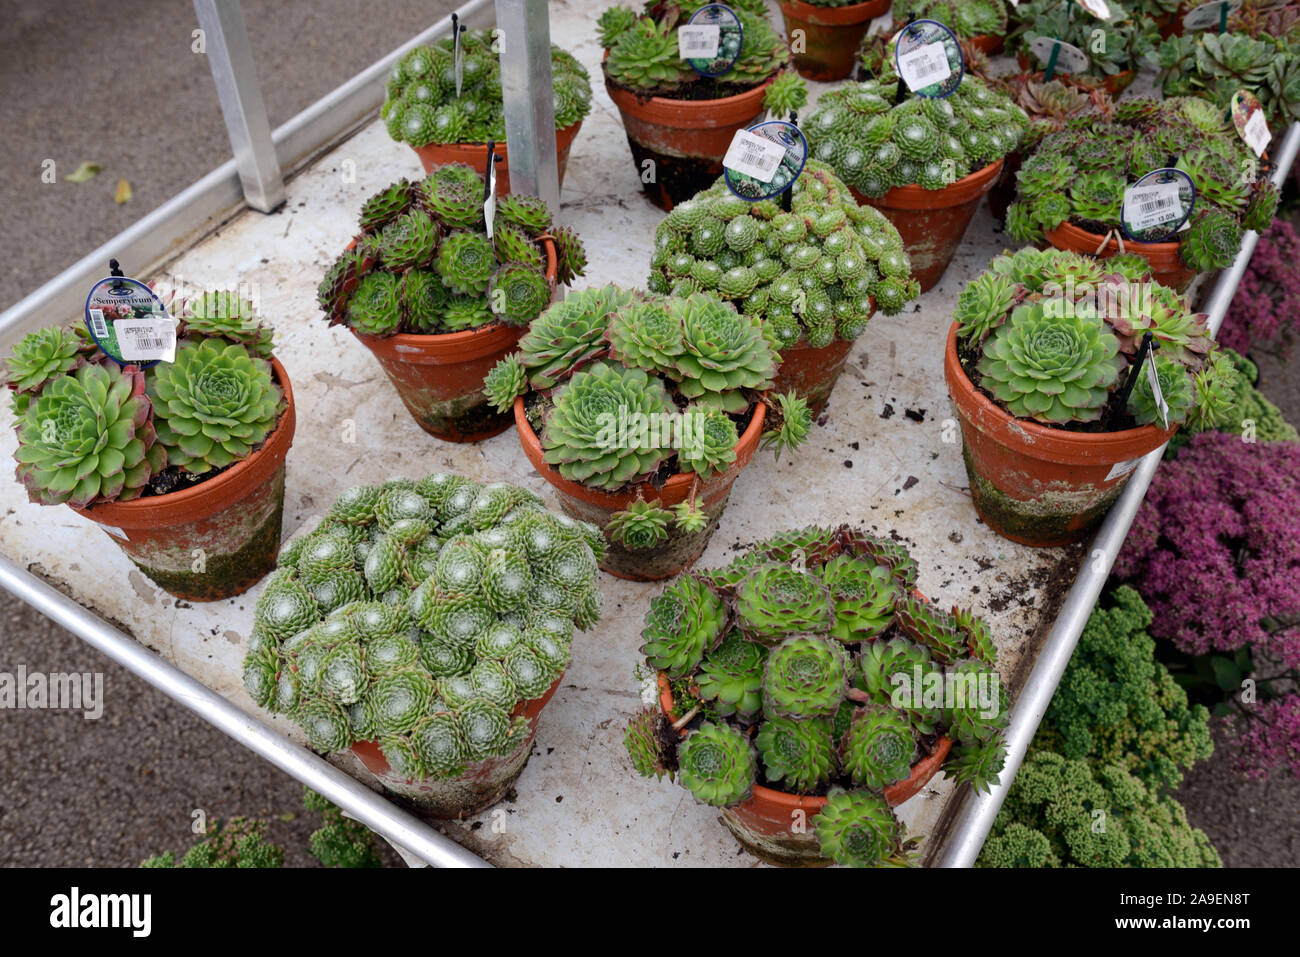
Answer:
[
  {"xmin": 683, "ymin": 4, "xmax": 743, "ymax": 77},
  {"xmin": 1182, "ymin": 0, "xmax": 1241, "ymax": 31},
  {"xmin": 723, "ymin": 120, "xmax": 807, "ymax": 201},
  {"xmin": 894, "ymin": 19, "xmax": 964, "ymax": 98},
  {"xmin": 1120, "ymin": 169, "xmax": 1195, "ymax": 242},
  {"xmin": 84, "ymin": 276, "xmax": 176, "ymax": 367},
  {"xmin": 1029, "ymin": 36, "xmax": 1089, "ymax": 75}
]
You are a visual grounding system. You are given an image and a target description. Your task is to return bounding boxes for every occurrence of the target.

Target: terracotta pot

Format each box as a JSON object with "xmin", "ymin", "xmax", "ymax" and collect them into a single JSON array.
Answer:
[
  {"xmin": 351, "ymin": 669, "xmax": 564, "ymax": 819},
  {"xmin": 852, "ymin": 159, "xmax": 1004, "ymax": 293},
  {"xmin": 966, "ymin": 33, "xmax": 1006, "ymax": 56},
  {"xmin": 657, "ymin": 673, "xmax": 953, "ymax": 867},
  {"xmin": 1044, "ymin": 219, "xmax": 1196, "ymax": 293},
  {"xmin": 348, "ymin": 237, "xmax": 557, "ymax": 442},
  {"xmin": 69, "ymin": 359, "xmax": 296, "ymax": 602},
  {"xmin": 779, "ymin": 0, "xmax": 891, "ymax": 82},
  {"xmin": 514, "ymin": 397, "xmax": 767, "ymax": 581},
  {"xmin": 771, "ymin": 333, "xmax": 862, "ymax": 418},
  {"xmin": 409, "ymin": 121, "xmax": 584, "ymax": 195},
  {"xmin": 604, "ymin": 67, "xmax": 779, "ymax": 211},
  {"xmin": 944, "ymin": 323, "xmax": 1177, "ymax": 547}
]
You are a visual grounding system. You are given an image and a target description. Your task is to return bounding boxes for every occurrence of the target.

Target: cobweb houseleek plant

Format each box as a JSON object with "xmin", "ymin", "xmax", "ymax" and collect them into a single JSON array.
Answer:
[
  {"xmin": 243, "ymin": 475, "xmax": 604, "ymax": 781},
  {"xmin": 624, "ymin": 524, "xmax": 1009, "ymax": 867},
  {"xmin": 955, "ymin": 247, "xmax": 1237, "ymax": 430}
]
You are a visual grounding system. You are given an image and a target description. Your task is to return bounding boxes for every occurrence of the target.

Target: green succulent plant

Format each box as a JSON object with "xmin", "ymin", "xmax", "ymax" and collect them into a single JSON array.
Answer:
[
  {"xmin": 383, "ymin": 30, "xmax": 590, "ymax": 147},
  {"xmin": 763, "ymin": 72, "xmax": 808, "ymax": 116},
  {"xmin": 623, "ymin": 706, "xmax": 675, "ymax": 779},
  {"xmin": 815, "ymin": 789, "xmax": 908, "ymax": 868},
  {"xmin": 841, "ymin": 704, "xmax": 917, "ymax": 790},
  {"xmin": 894, "ymin": 0, "xmax": 1008, "ymax": 38},
  {"xmin": 181, "ymin": 291, "xmax": 275, "ymax": 358},
  {"xmin": 819, "ymin": 555, "xmax": 899, "ymax": 643},
  {"xmin": 733, "ymin": 562, "xmax": 834, "ymax": 644},
  {"xmin": 695, "ymin": 632, "xmax": 766, "ymax": 718},
  {"xmin": 763, "ymin": 635, "xmax": 851, "ymax": 720},
  {"xmin": 756, "ymin": 715, "xmax": 836, "ymax": 792},
  {"xmin": 640, "ymin": 574, "xmax": 727, "ymax": 678},
  {"xmin": 4, "ymin": 325, "xmax": 87, "ymax": 409},
  {"xmin": 606, "ymin": 499, "xmax": 673, "ymax": 550},
  {"xmin": 677, "ymin": 721, "xmax": 757, "ymax": 807},
  {"xmin": 859, "ymin": 637, "xmax": 944, "ymax": 734},
  {"xmin": 1012, "ymin": 0, "xmax": 1157, "ymax": 81}
]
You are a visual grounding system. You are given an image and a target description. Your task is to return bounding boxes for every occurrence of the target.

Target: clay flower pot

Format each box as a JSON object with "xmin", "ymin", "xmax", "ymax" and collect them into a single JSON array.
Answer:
[
  {"xmin": 409, "ymin": 121, "xmax": 584, "ymax": 195},
  {"xmin": 852, "ymin": 159, "xmax": 1004, "ymax": 292},
  {"xmin": 604, "ymin": 68, "xmax": 779, "ymax": 211},
  {"xmin": 657, "ymin": 674, "xmax": 953, "ymax": 867},
  {"xmin": 770, "ymin": 331, "xmax": 865, "ymax": 418},
  {"xmin": 944, "ymin": 322, "xmax": 1177, "ymax": 547},
  {"xmin": 514, "ymin": 397, "xmax": 767, "ymax": 581},
  {"xmin": 349, "ymin": 237, "xmax": 557, "ymax": 442},
  {"xmin": 69, "ymin": 359, "xmax": 296, "ymax": 602},
  {"xmin": 351, "ymin": 670, "xmax": 564, "ymax": 819},
  {"xmin": 1044, "ymin": 219, "xmax": 1196, "ymax": 293},
  {"xmin": 779, "ymin": 0, "xmax": 891, "ymax": 81},
  {"xmin": 966, "ymin": 33, "xmax": 1006, "ymax": 56}
]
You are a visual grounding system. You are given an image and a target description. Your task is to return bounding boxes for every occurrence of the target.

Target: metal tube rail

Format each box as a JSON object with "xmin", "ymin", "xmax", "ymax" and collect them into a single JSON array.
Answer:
[
  {"xmin": 935, "ymin": 121, "xmax": 1300, "ymax": 868},
  {"xmin": 0, "ymin": 554, "xmax": 489, "ymax": 868}
]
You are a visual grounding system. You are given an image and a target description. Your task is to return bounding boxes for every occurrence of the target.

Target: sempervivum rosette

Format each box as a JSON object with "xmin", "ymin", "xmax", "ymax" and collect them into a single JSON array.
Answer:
[{"xmin": 624, "ymin": 525, "xmax": 1009, "ymax": 867}]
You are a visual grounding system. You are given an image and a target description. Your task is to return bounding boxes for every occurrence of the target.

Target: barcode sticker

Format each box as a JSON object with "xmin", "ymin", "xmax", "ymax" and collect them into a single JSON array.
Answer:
[
  {"xmin": 898, "ymin": 41, "xmax": 952, "ymax": 92},
  {"xmin": 114, "ymin": 316, "xmax": 177, "ymax": 362},
  {"xmin": 678, "ymin": 24, "xmax": 720, "ymax": 59},
  {"xmin": 1105, "ymin": 457, "xmax": 1141, "ymax": 481},
  {"xmin": 1243, "ymin": 110, "xmax": 1271, "ymax": 157},
  {"xmin": 1125, "ymin": 181, "xmax": 1184, "ymax": 231},
  {"xmin": 723, "ymin": 129, "xmax": 788, "ymax": 183},
  {"xmin": 89, "ymin": 308, "xmax": 108, "ymax": 339},
  {"xmin": 1079, "ymin": 0, "xmax": 1111, "ymax": 19},
  {"xmin": 1145, "ymin": 350, "xmax": 1169, "ymax": 428}
]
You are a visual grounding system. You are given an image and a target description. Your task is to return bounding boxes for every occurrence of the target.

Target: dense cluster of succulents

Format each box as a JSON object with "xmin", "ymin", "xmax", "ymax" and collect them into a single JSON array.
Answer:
[
  {"xmin": 623, "ymin": 525, "xmax": 1008, "ymax": 867},
  {"xmin": 955, "ymin": 247, "xmax": 1236, "ymax": 429},
  {"xmin": 805, "ymin": 77, "xmax": 1029, "ymax": 199},
  {"xmin": 993, "ymin": 73, "xmax": 1114, "ymax": 148},
  {"xmin": 484, "ymin": 285, "xmax": 811, "ymax": 507},
  {"xmin": 647, "ymin": 160, "xmax": 919, "ymax": 354},
  {"xmin": 1005, "ymin": 97, "xmax": 1278, "ymax": 273},
  {"xmin": 381, "ymin": 29, "xmax": 591, "ymax": 147},
  {"xmin": 1009, "ymin": 0, "xmax": 1157, "ymax": 83},
  {"xmin": 1158, "ymin": 29, "xmax": 1300, "ymax": 125},
  {"xmin": 317, "ymin": 165, "xmax": 584, "ymax": 337},
  {"xmin": 894, "ymin": 0, "xmax": 1009, "ymax": 38},
  {"xmin": 600, "ymin": 1, "xmax": 791, "ymax": 97},
  {"xmin": 5, "ymin": 295, "xmax": 286, "ymax": 507},
  {"xmin": 241, "ymin": 475, "xmax": 604, "ymax": 778}
]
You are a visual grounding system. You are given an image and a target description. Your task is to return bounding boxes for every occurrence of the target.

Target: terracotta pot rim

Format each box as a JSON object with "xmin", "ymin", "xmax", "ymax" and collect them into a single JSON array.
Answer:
[
  {"xmin": 71, "ymin": 356, "xmax": 296, "ymax": 524},
  {"xmin": 870, "ymin": 158, "xmax": 1005, "ymax": 210},
  {"xmin": 779, "ymin": 0, "xmax": 890, "ymax": 25},
  {"xmin": 944, "ymin": 322, "xmax": 1177, "ymax": 460},
  {"xmin": 514, "ymin": 393, "xmax": 768, "ymax": 507},
  {"xmin": 1045, "ymin": 218, "xmax": 1183, "ymax": 256},
  {"xmin": 602, "ymin": 63, "xmax": 780, "ymax": 126},
  {"xmin": 655, "ymin": 672, "xmax": 954, "ymax": 809}
]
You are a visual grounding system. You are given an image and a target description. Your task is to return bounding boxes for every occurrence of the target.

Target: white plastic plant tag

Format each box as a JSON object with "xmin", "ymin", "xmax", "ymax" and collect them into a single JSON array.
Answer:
[
  {"xmin": 1029, "ymin": 36, "xmax": 1089, "ymax": 74},
  {"xmin": 454, "ymin": 27, "xmax": 464, "ymax": 97},
  {"xmin": 723, "ymin": 129, "xmax": 788, "ymax": 183},
  {"xmin": 97, "ymin": 523, "xmax": 129, "ymax": 541},
  {"xmin": 1243, "ymin": 110, "xmax": 1271, "ymax": 157},
  {"xmin": 483, "ymin": 160, "xmax": 498, "ymax": 239},
  {"xmin": 1182, "ymin": 0, "xmax": 1241, "ymax": 31},
  {"xmin": 1104, "ymin": 457, "xmax": 1141, "ymax": 481},
  {"xmin": 1145, "ymin": 350, "xmax": 1170, "ymax": 429},
  {"xmin": 898, "ymin": 41, "xmax": 952, "ymax": 92},
  {"xmin": 678, "ymin": 24, "xmax": 720, "ymax": 60},
  {"xmin": 114, "ymin": 315, "xmax": 177, "ymax": 362},
  {"xmin": 1125, "ymin": 180, "xmax": 1184, "ymax": 232},
  {"xmin": 1078, "ymin": 0, "xmax": 1111, "ymax": 19}
]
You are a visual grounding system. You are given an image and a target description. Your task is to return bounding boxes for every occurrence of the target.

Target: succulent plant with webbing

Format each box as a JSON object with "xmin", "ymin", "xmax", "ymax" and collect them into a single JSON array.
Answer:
[
  {"xmin": 626, "ymin": 524, "xmax": 1007, "ymax": 866},
  {"xmin": 957, "ymin": 248, "xmax": 1237, "ymax": 431},
  {"xmin": 320, "ymin": 163, "xmax": 583, "ymax": 336},
  {"xmin": 243, "ymin": 475, "xmax": 603, "ymax": 781},
  {"xmin": 382, "ymin": 29, "xmax": 590, "ymax": 147},
  {"xmin": 893, "ymin": 0, "xmax": 1008, "ymax": 38}
]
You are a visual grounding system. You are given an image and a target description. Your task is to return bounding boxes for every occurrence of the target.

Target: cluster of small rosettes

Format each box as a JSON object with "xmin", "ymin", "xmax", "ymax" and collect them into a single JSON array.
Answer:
[
  {"xmin": 317, "ymin": 164, "xmax": 585, "ymax": 337},
  {"xmin": 648, "ymin": 160, "xmax": 919, "ymax": 350},
  {"xmin": 892, "ymin": 0, "xmax": 1008, "ymax": 39},
  {"xmin": 381, "ymin": 29, "xmax": 591, "ymax": 147},
  {"xmin": 626, "ymin": 524, "xmax": 1008, "ymax": 867},
  {"xmin": 242, "ymin": 474, "xmax": 605, "ymax": 781},
  {"xmin": 805, "ymin": 77, "xmax": 1030, "ymax": 199}
]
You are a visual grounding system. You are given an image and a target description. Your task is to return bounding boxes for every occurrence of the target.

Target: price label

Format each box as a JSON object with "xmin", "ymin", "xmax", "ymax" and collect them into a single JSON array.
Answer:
[
  {"xmin": 1078, "ymin": 0, "xmax": 1111, "ymax": 19},
  {"xmin": 1104, "ymin": 457, "xmax": 1141, "ymax": 481},
  {"xmin": 84, "ymin": 275, "xmax": 176, "ymax": 368},
  {"xmin": 1145, "ymin": 351, "xmax": 1169, "ymax": 429},
  {"xmin": 1127, "ymin": 183, "xmax": 1182, "ymax": 231},
  {"xmin": 723, "ymin": 120, "xmax": 808, "ymax": 201},
  {"xmin": 1029, "ymin": 36, "xmax": 1090, "ymax": 74},
  {"xmin": 1243, "ymin": 110, "xmax": 1271, "ymax": 156},
  {"xmin": 1182, "ymin": 0, "xmax": 1241, "ymax": 31},
  {"xmin": 678, "ymin": 25, "xmax": 720, "ymax": 60},
  {"xmin": 114, "ymin": 316, "xmax": 176, "ymax": 362},
  {"xmin": 1232, "ymin": 90, "xmax": 1271, "ymax": 157},
  {"xmin": 898, "ymin": 41, "xmax": 952, "ymax": 92},
  {"xmin": 1120, "ymin": 169, "xmax": 1195, "ymax": 242}
]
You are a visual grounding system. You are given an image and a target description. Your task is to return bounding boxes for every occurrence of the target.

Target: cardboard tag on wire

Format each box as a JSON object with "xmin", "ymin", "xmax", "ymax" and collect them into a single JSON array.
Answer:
[
  {"xmin": 84, "ymin": 276, "xmax": 177, "ymax": 367},
  {"xmin": 1232, "ymin": 90, "xmax": 1272, "ymax": 157}
]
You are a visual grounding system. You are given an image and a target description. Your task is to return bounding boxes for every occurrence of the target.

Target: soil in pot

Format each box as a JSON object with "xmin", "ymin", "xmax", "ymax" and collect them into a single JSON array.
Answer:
[
  {"xmin": 852, "ymin": 159, "xmax": 1004, "ymax": 292},
  {"xmin": 514, "ymin": 395, "xmax": 767, "ymax": 581},
  {"xmin": 944, "ymin": 322, "xmax": 1176, "ymax": 546},
  {"xmin": 1044, "ymin": 220, "xmax": 1196, "ymax": 293},
  {"xmin": 410, "ymin": 121, "xmax": 584, "ymax": 194},
  {"xmin": 70, "ymin": 359, "xmax": 296, "ymax": 602},
  {"xmin": 779, "ymin": 0, "xmax": 891, "ymax": 82}
]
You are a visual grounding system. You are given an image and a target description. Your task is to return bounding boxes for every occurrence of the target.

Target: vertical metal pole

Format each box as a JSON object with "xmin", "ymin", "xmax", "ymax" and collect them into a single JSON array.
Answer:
[
  {"xmin": 193, "ymin": 0, "xmax": 286, "ymax": 212},
  {"xmin": 494, "ymin": 0, "xmax": 560, "ymax": 209}
]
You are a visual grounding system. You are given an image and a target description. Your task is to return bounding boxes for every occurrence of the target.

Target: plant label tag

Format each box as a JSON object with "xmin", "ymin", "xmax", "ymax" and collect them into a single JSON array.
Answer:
[
  {"xmin": 678, "ymin": 24, "xmax": 720, "ymax": 60},
  {"xmin": 1104, "ymin": 457, "xmax": 1141, "ymax": 481},
  {"xmin": 1231, "ymin": 89, "xmax": 1271, "ymax": 157},
  {"xmin": 1029, "ymin": 36, "xmax": 1089, "ymax": 74},
  {"xmin": 96, "ymin": 522, "xmax": 129, "ymax": 541},
  {"xmin": 893, "ymin": 19, "xmax": 964, "ymax": 98},
  {"xmin": 1120, "ymin": 168, "xmax": 1195, "ymax": 241},
  {"xmin": 724, "ymin": 129, "xmax": 788, "ymax": 183},
  {"xmin": 453, "ymin": 25, "xmax": 464, "ymax": 97},
  {"xmin": 1078, "ymin": 0, "xmax": 1111, "ymax": 19},
  {"xmin": 1145, "ymin": 350, "xmax": 1169, "ymax": 429},
  {"xmin": 1182, "ymin": 0, "xmax": 1241, "ymax": 31},
  {"xmin": 684, "ymin": 4, "xmax": 742, "ymax": 78},
  {"xmin": 84, "ymin": 275, "xmax": 175, "ymax": 369},
  {"xmin": 483, "ymin": 159, "xmax": 498, "ymax": 239},
  {"xmin": 1243, "ymin": 110, "xmax": 1271, "ymax": 156}
]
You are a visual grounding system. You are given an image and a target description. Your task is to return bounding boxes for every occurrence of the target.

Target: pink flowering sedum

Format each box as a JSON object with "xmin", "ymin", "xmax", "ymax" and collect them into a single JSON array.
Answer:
[{"xmin": 1221, "ymin": 220, "xmax": 1300, "ymax": 358}]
